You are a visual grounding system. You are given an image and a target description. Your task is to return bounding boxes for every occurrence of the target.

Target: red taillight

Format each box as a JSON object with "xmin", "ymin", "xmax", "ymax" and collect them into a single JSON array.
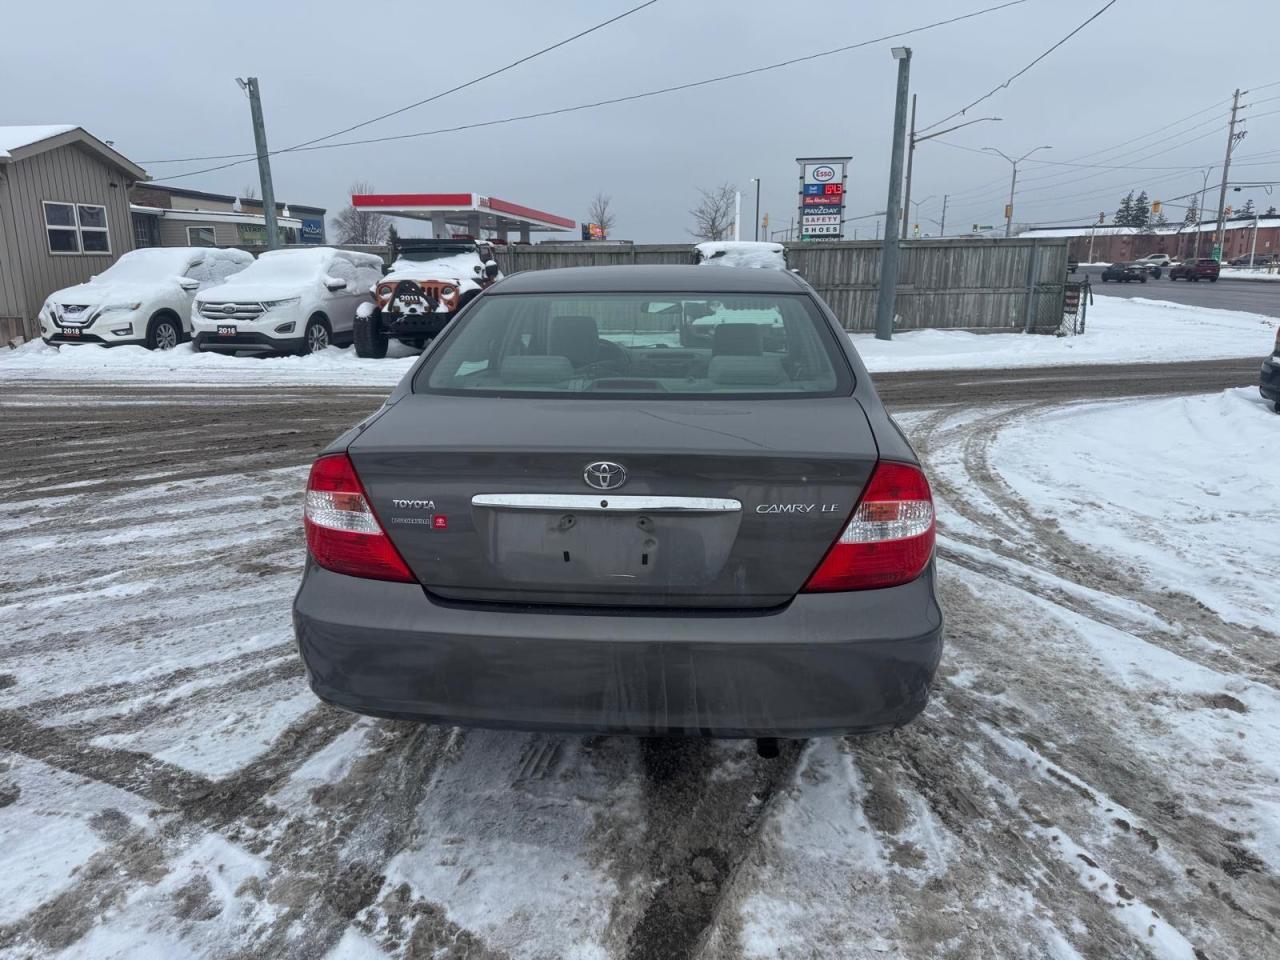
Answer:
[
  {"xmin": 304, "ymin": 453, "xmax": 416, "ymax": 583},
  {"xmin": 802, "ymin": 461, "xmax": 936, "ymax": 592}
]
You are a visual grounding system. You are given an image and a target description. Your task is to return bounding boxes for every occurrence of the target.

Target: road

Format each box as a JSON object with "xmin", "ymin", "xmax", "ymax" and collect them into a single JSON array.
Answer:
[
  {"xmin": 0, "ymin": 363, "xmax": 1274, "ymax": 959},
  {"xmin": 1077, "ymin": 263, "xmax": 1280, "ymax": 317}
]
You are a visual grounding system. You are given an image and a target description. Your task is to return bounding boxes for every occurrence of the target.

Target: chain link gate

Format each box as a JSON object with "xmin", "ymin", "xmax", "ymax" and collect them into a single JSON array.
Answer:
[{"xmin": 1058, "ymin": 279, "xmax": 1091, "ymax": 336}]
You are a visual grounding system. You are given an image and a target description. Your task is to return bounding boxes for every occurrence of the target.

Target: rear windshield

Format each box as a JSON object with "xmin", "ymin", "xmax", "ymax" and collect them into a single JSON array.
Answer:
[{"xmin": 414, "ymin": 292, "xmax": 852, "ymax": 399}]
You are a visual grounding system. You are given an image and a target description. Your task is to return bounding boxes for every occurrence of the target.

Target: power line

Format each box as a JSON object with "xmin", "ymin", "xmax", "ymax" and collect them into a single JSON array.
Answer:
[
  {"xmin": 916, "ymin": 0, "xmax": 1118, "ymax": 134},
  {"xmin": 145, "ymin": 0, "xmax": 1027, "ymax": 183},
  {"xmin": 142, "ymin": 0, "xmax": 661, "ymax": 165}
]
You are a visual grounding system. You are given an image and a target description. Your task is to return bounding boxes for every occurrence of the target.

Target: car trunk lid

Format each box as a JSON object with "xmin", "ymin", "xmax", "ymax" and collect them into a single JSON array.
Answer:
[{"xmin": 349, "ymin": 394, "xmax": 879, "ymax": 608}]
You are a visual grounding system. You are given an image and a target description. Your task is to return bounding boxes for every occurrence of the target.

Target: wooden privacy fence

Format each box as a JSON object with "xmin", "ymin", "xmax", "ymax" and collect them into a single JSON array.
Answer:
[{"xmin": 494, "ymin": 237, "xmax": 1069, "ymax": 333}]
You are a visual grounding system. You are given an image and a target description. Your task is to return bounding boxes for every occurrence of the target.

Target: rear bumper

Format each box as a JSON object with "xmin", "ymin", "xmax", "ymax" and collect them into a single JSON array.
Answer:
[
  {"xmin": 293, "ymin": 563, "xmax": 944, "ymax": 738},
  {"xmin": 1261, "ymin": 355, "xmax": 1280, "ymax": 400}
]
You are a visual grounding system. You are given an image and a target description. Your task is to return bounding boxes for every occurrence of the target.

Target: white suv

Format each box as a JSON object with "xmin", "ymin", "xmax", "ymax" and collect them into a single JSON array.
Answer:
[
  {"xmin": 193, "ymin": 247, "xmax": 383, "ymax": 355},
  {"xmin": 39, "ymin": 247, "xmax": 253, "ymax": 350}
]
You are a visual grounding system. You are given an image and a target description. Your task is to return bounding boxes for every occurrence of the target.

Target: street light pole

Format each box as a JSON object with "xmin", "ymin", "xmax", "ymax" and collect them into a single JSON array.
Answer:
[
  {"xmin": 908, "ymin": 194, "xmax": 935, "ymax": 238},
  {"xmin": 874, "ymin": 47, "xmax": 912, "ymax": 341},
  {"xmin": 237, "ymin": 77, "xmax": 280, "ymax": 250},
  {"xmin": 1192, "ymin": 167, "xmax": 1212, "ymax": 260},
  {"xmin": 751, "ymin": 178, "xmax": 761, "ymax": 241},
  {"xmin": 984, "ymin": 144, "xmax": 1052, "ymax": 237}
]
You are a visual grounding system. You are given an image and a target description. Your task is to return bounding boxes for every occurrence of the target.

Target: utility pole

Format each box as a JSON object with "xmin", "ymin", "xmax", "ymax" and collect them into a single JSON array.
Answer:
[
  {"xmin": 1213, "ymin": 88, "xmax": 1246, "ymax": 262},
  {"xmin": 1250, "ymin": 211, "xmax": 1260, "ymax": 264},
  {"xmin": 939, "ymin": 193, "xmax": 948, "ymax": 237},
  {"xmin": 984, "ymin": 144, "xmax": 1052, "ymax": 237},
  {"xmin": 237, "ymin": 77, "xmax": 280, "ymax": 250},
  {"xmin": 874, "ymin": 46, "xmax": 912, "ymax": 341},
  {"xmin": 901, "ymin": 94, "xmax": 917, "ymax": 239},
  {"xmin": 901, "ymin": 102, "xmax": 998, "ymax": 240}
]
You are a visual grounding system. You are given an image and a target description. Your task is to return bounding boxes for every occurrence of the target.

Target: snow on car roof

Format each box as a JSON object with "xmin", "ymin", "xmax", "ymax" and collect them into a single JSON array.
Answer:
[
  {"xmin": 0, "ymin": 124, "xmax": 76, "ymax": 158},
  {"xmin": 695, "ymin": 241, "xmax": 787, "ymax": 269},
  {"xmin": 386, "ymin": 251, "xmax": 488, "ymax": 280}
]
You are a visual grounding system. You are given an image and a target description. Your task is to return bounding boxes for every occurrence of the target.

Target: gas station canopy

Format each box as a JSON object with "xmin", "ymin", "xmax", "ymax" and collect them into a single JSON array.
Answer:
[{"xmin": 351, "ymin": 192, "xmax": 575, "ymax": 242}]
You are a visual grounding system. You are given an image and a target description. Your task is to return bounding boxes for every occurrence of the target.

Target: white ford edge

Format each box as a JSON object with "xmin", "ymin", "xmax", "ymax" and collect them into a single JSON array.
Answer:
[
  {"xmin": 192, "ymin": 247, "xmax": 383, "ymax": 356},
  {"xmin": 39, "ymin": 247, "xmax": 253, "ymax": 350}
]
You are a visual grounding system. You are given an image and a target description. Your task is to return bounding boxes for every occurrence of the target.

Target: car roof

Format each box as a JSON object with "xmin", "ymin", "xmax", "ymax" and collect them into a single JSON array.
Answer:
[{"xmin": 491, "ymin": 264, "xmax": 806, "ymax": 294}]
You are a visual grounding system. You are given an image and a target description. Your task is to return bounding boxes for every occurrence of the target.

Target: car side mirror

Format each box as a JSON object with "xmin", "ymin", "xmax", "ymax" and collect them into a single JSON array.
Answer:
[
  {"xmin": 178, "ymin": 278, "xmax": 201, "ymax": 292},
  {"xmin": 484, "ymin": 263, "xmax": 500, "ymax": 279},
  {"xmin": 325, "ymin": 278, "xmax": 348, "ymax": 291}
]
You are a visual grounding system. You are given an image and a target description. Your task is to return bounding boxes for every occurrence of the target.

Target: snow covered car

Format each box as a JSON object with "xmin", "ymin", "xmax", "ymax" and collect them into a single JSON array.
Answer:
[
  {"xmin": 39, "ymin": 247, "xmax": 252, "ymax": 350},
  {"xmin": 1261, "ymin": 325, "xmax": 1280, "ymax": 412},
  {"xmin": 353, "ymin": 237, "xmax": 502, "ymax": 358},
  {"xmin": 192, "ymin": 247, "xmax": 383, "ymax": 355},
  {"xmin": 294, "ymin": 265, "xmax": 943, "ymax": 738},
  {"xmin": 694, "ymin": 240, "xmax": 788, "ymax": 270}
]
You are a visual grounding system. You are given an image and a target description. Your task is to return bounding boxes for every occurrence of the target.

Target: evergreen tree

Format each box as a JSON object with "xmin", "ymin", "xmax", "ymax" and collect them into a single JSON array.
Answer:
[
  {"xmin": 1237, "ymin": 198, "xmax": 1255, "ymax": 219},
  {"xmin": 1132, "ymin": 190, "xmax": 1151, "ymax": 230},
  {"xmin": 1153, "ymin": 210, "xmax": 1168, "ymax": 227},
  {"xmin": 1266, "ymin": 205, "xmax": 1277, "ymax": 216},
  {"xmin": 1183, "ymin": 198, "xmax": 1199, "ymax": 225},
  {"xmin": 1114, "ymin": 191, "xmax": 1135, "ymax": 226}
]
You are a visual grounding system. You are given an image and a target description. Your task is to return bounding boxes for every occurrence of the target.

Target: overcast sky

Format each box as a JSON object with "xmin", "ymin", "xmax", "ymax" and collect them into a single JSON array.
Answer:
[{"xmin": 5, "ymin": 0, "xmax": 1278, "ymax": 242}]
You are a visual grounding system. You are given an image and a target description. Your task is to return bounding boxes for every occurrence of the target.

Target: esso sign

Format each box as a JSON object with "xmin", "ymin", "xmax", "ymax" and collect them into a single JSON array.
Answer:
[{"xmin": 812, "ymin": 165, "xmax": 836, "ymax": 182}]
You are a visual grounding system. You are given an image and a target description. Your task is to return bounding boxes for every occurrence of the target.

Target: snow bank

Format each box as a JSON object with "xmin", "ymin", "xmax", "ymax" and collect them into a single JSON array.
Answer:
[
  {"xmin": 1219, "ymin": 267, "xmax": 1280, "ymax": 281},
  {"xmin": 0, "ymin": 340, "xmax": 417, "ymax": 386},
  {"xmin": 993, "ymin": 387, "xmax": 1279, "ymax": 631},
  {"xmin": 853, "ymin": 295, "xmax": 1275, "ymax": 372}
]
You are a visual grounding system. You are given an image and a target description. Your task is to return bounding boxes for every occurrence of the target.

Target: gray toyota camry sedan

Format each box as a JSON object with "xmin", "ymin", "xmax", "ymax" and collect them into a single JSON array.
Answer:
[{"xmin": 293, "ymin": 265, "xmax": 942, "ymax": 738}]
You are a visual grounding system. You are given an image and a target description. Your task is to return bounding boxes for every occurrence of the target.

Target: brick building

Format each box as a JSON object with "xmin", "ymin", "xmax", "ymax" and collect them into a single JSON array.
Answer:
[{"xmin": 1023, "ymin": 216, "xmax": 1280, "ymax": 263}]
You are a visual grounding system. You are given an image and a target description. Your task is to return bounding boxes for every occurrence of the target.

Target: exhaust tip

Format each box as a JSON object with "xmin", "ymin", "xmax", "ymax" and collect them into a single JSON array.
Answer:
[{"xmin": 755, "ymin": 737, "xmax": 779, "ymax": 759}]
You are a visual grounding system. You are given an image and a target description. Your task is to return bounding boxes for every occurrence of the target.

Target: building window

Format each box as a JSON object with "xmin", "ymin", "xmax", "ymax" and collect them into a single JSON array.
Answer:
[
  {"xmin": 187, "ymin": 225, "xmax": 217, "ymax": 247},
  {"xmin": 132, "ymin": 213, "xmax": 160, "ymax": 249},
  {"xmin": 43, "ymin": 201, "xmax": 111, "ymax": 255}
]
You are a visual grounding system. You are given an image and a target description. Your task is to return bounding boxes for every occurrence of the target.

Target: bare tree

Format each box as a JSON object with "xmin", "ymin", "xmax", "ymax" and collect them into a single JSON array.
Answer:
[
  {"xmin": 688, "ymin": 184, "xmax": 737, "ymax": 241},
  {"xmin": 240, "ymin": 184, "xmax": 258, "ymax": 201},
  {"xmin": 330, "ymin": 180, "xmax": 390, "ymax": 244},
  {"xmin": 587, "ymin": 193, "xmax": 616, "ymax": 237}
]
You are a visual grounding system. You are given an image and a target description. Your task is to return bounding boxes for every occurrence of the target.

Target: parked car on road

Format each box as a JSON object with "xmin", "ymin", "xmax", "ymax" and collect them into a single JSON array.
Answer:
[
  {"xmin": 293, "ymin": 265, "xmax": 943, "ymax": 739},
  {"xmin": 39, "ymin": 247, "xmax": 252, "ymax": 350},
  {"xmin": 193, "ymin": 247, "xmax": 383, "ymax": 355},
  {"xmin": 353, "ymin": 237, "xmax": 501, "ymax": 358},
  {"xmin": 1168, "ymin": 258, "xmax": 1221, "ymax": 282},
  {"xmin": 1100, "ymin": 262, "xmax": 1148, "ymax": 283},
  {"xmin": 1261, "ymin": 326, "xmax": 1280, "ymax": 412},
  {"xmin": 1229, "ymin": 253, "xmax": 1276, "ymax": 267}
]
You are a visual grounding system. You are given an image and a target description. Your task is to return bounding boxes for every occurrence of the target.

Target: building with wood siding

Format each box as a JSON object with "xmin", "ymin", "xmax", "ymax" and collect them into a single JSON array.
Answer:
[
  {"xmin": 0, "ymin": 126, "xmax": 148, "ymax": 342},
  {"xmin": 129, "ymin": 184, "xmax": 325, "ymax": 250}
]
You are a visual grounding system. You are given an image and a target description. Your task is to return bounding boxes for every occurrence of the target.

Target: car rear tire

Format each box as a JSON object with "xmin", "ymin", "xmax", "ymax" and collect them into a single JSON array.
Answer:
[
  {"xmin": 146, "ymin": 314, "xmax": 181, "ymax": 351},
  {"xmin": 1140, "ymin": 277, "xmax": 1147, "ymax": 283},
  {"xmin": 1209, "ymin": 276, "xmax": 1218, "ymax": 282},
  {"xmin": 301, "ymin": 316, "xmax": 332, "ymax": 355},
  {"xmin": 354, "ymin": 313, "xmax": 388, "ymax": 359}
]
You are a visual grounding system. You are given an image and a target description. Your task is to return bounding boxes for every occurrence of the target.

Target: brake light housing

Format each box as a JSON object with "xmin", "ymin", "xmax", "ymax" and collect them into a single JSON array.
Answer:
[
  {"xmin": 802, "ymin": 460, "xmax": 936, "ymax": 592},
  {"xmin": 304, "ymin": 453, "xmax": 416, "ymax": 583}
]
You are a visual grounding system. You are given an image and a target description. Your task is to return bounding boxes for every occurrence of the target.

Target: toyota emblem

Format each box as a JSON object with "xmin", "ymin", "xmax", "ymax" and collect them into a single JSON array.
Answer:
[{"xmin": 583, "ymin": 461, "xmax": 627, "ymax": 491}]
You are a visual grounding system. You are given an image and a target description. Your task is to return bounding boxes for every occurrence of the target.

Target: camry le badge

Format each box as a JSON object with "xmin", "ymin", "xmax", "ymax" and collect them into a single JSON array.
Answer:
[{"xmin": 583, "ymin": 461, "xmax": 627, "ymax": 491}]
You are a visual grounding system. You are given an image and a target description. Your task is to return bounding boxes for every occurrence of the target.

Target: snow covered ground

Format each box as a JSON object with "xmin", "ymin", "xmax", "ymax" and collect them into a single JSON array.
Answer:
[
  {"xmin": 1, "ymin": 378, "xmax": 1277, "ymax": 958},
  {"xmin": 1, "ymin": 294, "xmax": 1271, "ymax": 385},
  {"xmin": 1219, "ymin": 267, "xmax": 1280, "ymax": 281},
  {"xmin": 853, "ymin": 295, "xmax": 1275, "ymax": 372}
]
